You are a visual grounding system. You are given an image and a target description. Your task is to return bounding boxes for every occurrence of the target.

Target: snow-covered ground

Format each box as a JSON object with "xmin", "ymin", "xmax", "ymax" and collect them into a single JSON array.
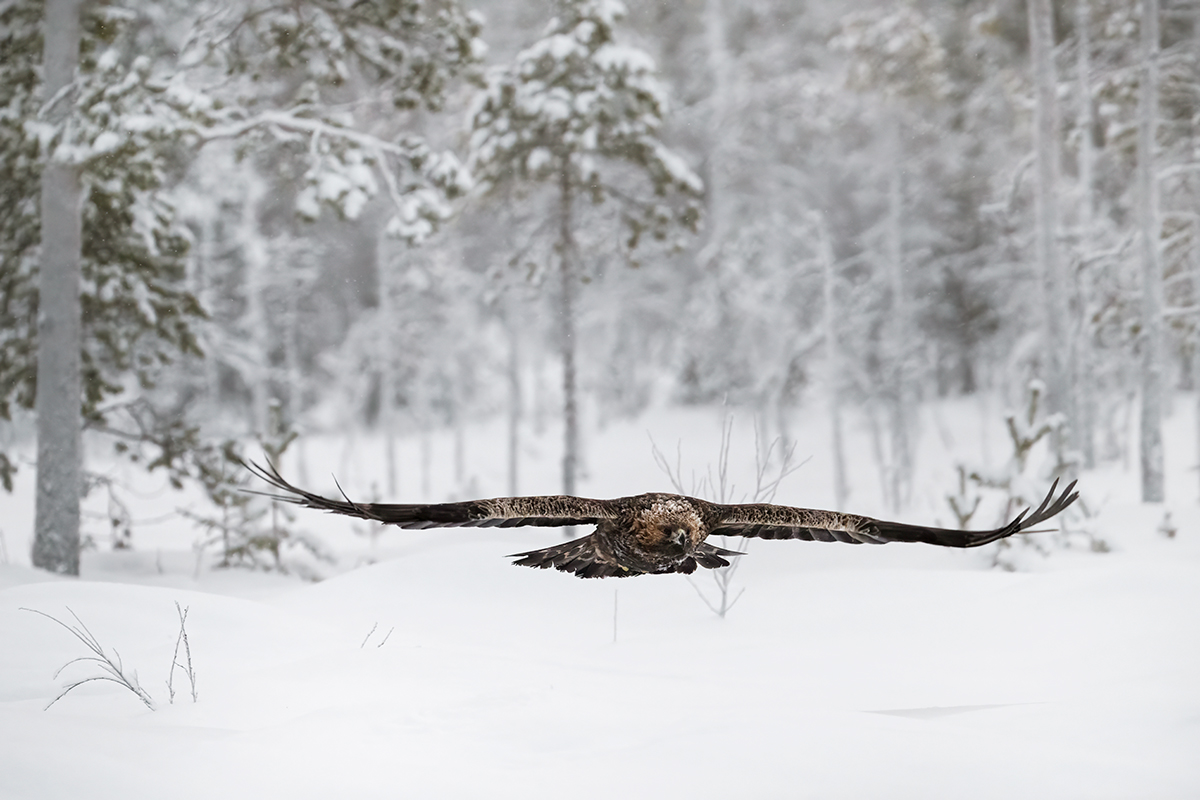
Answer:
[{"xmin": 1, "ymin": 397, "xmax": 1198, "ymax": 799}]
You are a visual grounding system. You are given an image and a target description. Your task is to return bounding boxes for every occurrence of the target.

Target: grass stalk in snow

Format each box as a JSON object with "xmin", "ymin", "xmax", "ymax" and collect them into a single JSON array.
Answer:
[
  {"xmin": 22, "ymin": 606, "xmax": 156, "ymax": 711},
  {"xmin": 360, "ymin": 622, "xmax": 394, "ymax": 648},
  {"xmin": 167, "ymin": 602, "xmax": 198, "ymax": 703}
]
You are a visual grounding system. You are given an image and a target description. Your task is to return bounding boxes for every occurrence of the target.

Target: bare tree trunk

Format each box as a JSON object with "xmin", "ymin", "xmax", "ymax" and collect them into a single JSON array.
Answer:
[
  {"xmin": 884, "ymin": 114, "xmax": 912, "ymax": 511},
  {"xmin": 195, "ymin": 215, "xmax": 221, "ymax": 420},
  {"xmin": 1194, "ymin": 239, "xmax": 1200, "ymax": 501},
  {"xmin": 375, "ymin": 226, "xmax": 398, "ymax": 496},
  {"xmin": 559, "ymin": 162, "xmax": 579, "ymax": 497},
  {"xmin": 33, "ymin": 0, "xmax": 85, "ymax": 575},
  {"xmin": 1028, "ymin": 0, "xmax": 1073, "ymax": 454},
  {"xmin": 1137, "ymin": 0, "xmax": 1165, "ymax": 502},
  {"xmin": 702, "ymin": 0, "xmax": 730, "ymax": 259},
  {"xmin": 453, "ymin": 403, "xmax": 466, "ymax": 490},
  {"xmin": 1074, "ymin": 0, "xmax": 1097, "ymax": 469},
  {"xmin": 506, "ymin": 295, "xmax": 522, "ymax": 497},
  {"xmin": 283, "ymin": 273, "xmax": 302, "ymax": 428},
  {"xmin": 420, "ymin": 429, "xmax": 432, "ymax": 498},
  {"xmin": 1192, "ymin": 4, "xmax": 1200, "ymax": 501},
  {"xmin": 240, "ymin": 179, "xmax": 269, "ymax": 436},
  {"xmin": 819, "ymin": 215, "xmax": 848, "ymax": 511}
]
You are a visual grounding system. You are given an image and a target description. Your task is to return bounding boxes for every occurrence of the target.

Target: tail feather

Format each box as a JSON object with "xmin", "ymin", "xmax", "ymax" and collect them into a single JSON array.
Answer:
[
  {"xmin": 509, "ymin": 534, "xmax": 636, "ymax": 579},
  {"xmin": 509, "ymin": 537, "xmax": 744, "ymax": 578},
  {"xmin": 693, "ymin": 541, "xmax": 745, "ymax": 569}
]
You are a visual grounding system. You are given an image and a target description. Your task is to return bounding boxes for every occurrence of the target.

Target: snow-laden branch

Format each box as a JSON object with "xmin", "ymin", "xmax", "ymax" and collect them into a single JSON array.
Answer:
[
  {"xmin": 199, "ymin": 109, "xmax": 470, "ymax": 239},
  {"xmin": 201, "ymin": 110, "xmax": 413, "ymax": 159}
]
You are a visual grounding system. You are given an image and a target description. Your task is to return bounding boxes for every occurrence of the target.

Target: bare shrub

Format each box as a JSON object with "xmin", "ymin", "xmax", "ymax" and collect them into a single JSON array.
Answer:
[
  {"xmin": 167, "ymin": 602, "xmax": 198, "ymax": 704},
  {"xmin": 651, "ymin": 413, "xmax": 802, "ymax": 617}
]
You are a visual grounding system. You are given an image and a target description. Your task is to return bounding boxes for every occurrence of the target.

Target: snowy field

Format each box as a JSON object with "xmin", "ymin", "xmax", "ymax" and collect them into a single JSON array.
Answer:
[{"xmin": 1, "ymin": 396, "xmax": 1198, "ymax": 799}]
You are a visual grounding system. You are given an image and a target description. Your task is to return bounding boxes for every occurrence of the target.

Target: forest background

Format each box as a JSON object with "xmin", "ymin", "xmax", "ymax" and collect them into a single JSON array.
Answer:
[{"xmin": 0, "ymin": 0, "xmax": 1193, "ymax": 574}]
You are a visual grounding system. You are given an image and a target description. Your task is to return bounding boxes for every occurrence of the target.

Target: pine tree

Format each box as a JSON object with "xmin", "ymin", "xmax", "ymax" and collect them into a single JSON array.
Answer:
[
  {"xmin": 468, "ymin": 0, "xmax": 701, "ymax": 495},
  {"xmin": 1, "ymin": 1, "xmax": 205, "ymax": 573},
  {"xmin": 3, "ymin": 0, "xmax": 485, "ymax": 573}
]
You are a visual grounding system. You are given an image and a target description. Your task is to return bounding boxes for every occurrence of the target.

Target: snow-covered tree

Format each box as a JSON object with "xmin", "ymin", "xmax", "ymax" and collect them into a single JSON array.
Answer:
[
  {"xmin": 0, "ymin": 1, "xmax": 206, "ymax": 572},
  {"xmin": 1025, "ymin": 0, "xmax": 1074, "ymax": 454},
  {"xmin": 831, "ymin": 3, "xmax": 949, "ymax": 510},
  {"xmin": 1136, "ymin": 0, "xmax": 1165, "ymax": 502},
  {"xmin": 468, "ymin": 0, "xmax": 702, "ymax": 494},
  {"xmin": 3, "ymin": 0, "xmax": 485, "ymax": 573}
]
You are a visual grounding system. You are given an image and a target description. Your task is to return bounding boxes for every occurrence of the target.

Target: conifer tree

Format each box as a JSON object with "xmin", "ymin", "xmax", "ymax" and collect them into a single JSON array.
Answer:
[
  {"xmin": 831, "ymin": 3, "xmax": 948, "ymax": 510},
  {"xmin": 2, "ymin": 0, "xmax": 484, "ymax": 573},
  {"xmin": 468, "ymin": 0, "xmax": 701, "ymax": 495}
]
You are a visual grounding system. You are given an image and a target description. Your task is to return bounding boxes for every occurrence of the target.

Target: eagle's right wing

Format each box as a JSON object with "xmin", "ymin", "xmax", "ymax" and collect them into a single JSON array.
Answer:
[{"xmin": 244, "ymin": 460, "xmax": 616, "ymax": 529}]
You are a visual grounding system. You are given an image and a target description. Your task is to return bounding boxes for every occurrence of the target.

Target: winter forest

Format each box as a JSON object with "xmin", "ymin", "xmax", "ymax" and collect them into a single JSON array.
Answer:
[{"xmin": 1, "ymin": 0, "xmax": 1197, "ymax": 797}]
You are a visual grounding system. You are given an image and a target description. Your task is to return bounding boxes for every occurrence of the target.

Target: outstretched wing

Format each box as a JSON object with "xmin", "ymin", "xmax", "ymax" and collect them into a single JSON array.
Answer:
[
  {"xmin": 244, "ymin": 460, "xmax": 616, "ymax": 529},
  {"xmin": 709, "ymin": 479, "xmax": 1079, "ymax": 548}
]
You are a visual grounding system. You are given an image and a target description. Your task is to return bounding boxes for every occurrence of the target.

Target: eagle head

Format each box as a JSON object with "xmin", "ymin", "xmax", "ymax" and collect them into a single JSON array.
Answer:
[{"xmin": 636, "ymin": 497, "xmax": 705, "ymax": 556}]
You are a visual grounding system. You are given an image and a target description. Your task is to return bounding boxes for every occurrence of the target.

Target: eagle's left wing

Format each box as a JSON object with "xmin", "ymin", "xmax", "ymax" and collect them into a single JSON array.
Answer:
[
  {"xmin": 244, "ymin": 460, "xmax": 616, "ymax": 529},
  {"xmin": 709, "ymin": 479, "xmax": 1078, "ymax": 548}
]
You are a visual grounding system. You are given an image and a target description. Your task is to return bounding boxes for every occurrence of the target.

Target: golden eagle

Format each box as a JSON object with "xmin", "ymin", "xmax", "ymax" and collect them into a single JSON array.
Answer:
[{"xmin": 246, "ymin": 461, "xmax": 1078, "ymax": 579}]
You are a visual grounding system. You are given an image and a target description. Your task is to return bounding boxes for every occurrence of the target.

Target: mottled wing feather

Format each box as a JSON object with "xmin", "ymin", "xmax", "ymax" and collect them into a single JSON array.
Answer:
[
  {"xmin": 712, "ymin": 480, "xmax": 1079, "ymax": 549},
  {"xmin": 510, "ymin": 538, "xmax": 744, "ymax": 578},
  {"xmin": 244, "ymin": 460, "xmax": 615, "ymax": 529},
  {"xmin": 509, "ymin": 535, "xmax": 635, "ymax": 578},
  {"xmin": 710, "ymin": 520, "xmax": 890, "ymax": 544}
]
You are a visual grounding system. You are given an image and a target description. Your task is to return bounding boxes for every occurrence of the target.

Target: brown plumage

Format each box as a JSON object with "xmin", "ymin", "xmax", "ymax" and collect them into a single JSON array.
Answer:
[{"xmin": 244, "ymin": 460, "xmax": 1079, "ymax": 579}]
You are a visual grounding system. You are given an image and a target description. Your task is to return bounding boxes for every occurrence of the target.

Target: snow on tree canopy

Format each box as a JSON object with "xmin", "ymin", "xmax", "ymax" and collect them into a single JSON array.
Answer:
[
  {"xmin": 469, "ymin": 0, "xmax": 699, "ymax": 198},
  {"xmin": 831, "ymin": 6, "xmax": 949, "ymax": 100},
  {"xmin": 467, "ymin": 0, "xmax": 701, "ymax": 250},
  {"xmin": 177, "ymin": 0, "xmax": 485, "ymax": 241}
]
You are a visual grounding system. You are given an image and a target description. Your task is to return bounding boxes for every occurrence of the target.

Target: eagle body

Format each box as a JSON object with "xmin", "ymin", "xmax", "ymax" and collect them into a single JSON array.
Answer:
[
  {"xmin": 245, "ymin": 461, "xmax": 1079, "ymax": 579},
  {"xmin": 511, "ymin": 493, "xmax": 736, "ymax": 578}
]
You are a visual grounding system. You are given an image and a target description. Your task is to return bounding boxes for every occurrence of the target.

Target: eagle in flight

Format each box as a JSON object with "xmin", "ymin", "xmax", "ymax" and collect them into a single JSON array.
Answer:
[{"xmin": 246, "ymin": 461, "xmax": 1078, "ymax": 579}]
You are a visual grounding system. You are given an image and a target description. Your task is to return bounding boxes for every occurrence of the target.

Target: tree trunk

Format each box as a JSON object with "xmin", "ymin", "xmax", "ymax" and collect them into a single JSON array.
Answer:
[
  {"xmin": 1193, "ymin": 3, "xmax": 1200, "ymax": 502},
  {"xmin": 1074, "ymin": 0, "xmax": 1097, "ymax": 469},
  {"xmin": 702, "ymin": 0, "xmax": 730, "ymax": 260},
  {"xmin": 559, "ymin": 161, "xmax": 579, "ymax": 497},
  {"xmin": 453, "ymin": 403, "xmax": 466, "ymax": 491},
  {"xmin": 819, "ymin": 215, "xmax": 848, "ymax": 511},
  {"xmin": 195, "ymin": 215, "xmax": 222, "ymax": 420},
  {"xmin": 1137, "ymin": 0, "xmax": 1165, "ymax": 502},
  {"xmin": 1194, "ymin": 240, "xmax": 1200, "ymax": 501},
  {"xmin": 240, "ymin": 178, "xmax": 270, "ymax": 436},
  {"xmin": 506, "ymin": 294, "xmax": 522, "ymax": 497},
  {"xmin": 420, "ymin": 429, "xmax": 432, "ymax": 498},
  {"xmin": 884, "ymin": 114, "xmax": 912, "ymax": 512},
  {"xmin": 32, "ymin": 0, "xmax": 85, "ymax": 575},
  {"xmin": 283, "ymin": 272, "xmax": 302, "ymax": 432},
  {"xmin": 375, "ymin": 225, "xmax": 398, "ymax": 496},
  {"xmin": 1028, "ymin": 0, "xmax": 1073, "ymax": 456}
]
